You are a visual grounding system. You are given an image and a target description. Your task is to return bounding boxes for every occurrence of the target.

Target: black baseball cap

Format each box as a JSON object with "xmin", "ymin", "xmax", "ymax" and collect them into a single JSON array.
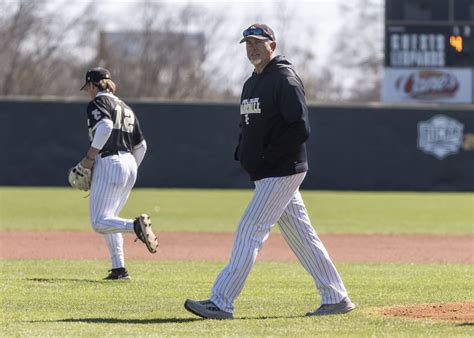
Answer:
[
  {"xmin": 240, "ymin": 24, "xmax": 275, "ymax": 43},
  {"xmin": 80, "ymin": 67, "xmax": 111, "ymax": 90}
]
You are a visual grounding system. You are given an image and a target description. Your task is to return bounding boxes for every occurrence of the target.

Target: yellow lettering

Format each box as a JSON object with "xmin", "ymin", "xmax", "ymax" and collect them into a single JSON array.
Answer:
[
  {"xmin": 449, "ymin": 35, "xmax": 463, "ymax": 52},
  {"xmin": 463, "ymin": 133, "xmax": 474, "ymax": 150}
]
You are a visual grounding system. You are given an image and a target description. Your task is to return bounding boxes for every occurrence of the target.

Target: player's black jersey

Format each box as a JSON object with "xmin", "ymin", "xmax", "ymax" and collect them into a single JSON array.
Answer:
[{"xmin": 86, "ymin": 92, "xmax": 144, "ymax": 154}]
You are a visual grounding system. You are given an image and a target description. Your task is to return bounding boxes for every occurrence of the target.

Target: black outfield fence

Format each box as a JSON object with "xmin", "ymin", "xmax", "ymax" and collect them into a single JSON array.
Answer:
[{"xmin": 1, "ymin": 99, "xmax": 473, "ymax": 191}]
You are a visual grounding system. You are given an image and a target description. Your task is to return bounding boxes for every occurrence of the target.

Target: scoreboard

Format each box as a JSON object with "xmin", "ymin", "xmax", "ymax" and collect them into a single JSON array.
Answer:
[
  {"xmin": 383, "ymin": 0, "xmax": 474, "ymax": 103},
  {"xmin": 385, "ymin": 24, "xmax": 473, "ymax": 67}
]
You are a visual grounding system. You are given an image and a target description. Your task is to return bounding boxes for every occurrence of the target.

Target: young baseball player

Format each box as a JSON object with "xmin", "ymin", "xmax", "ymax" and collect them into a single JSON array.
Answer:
[
  {"xmin": 69, "ymin": 67, "xmax": 158, "ymax": 280},
  {"xmin": 184, "ymin": 24, "xmax": 355, "ymax": 319}
]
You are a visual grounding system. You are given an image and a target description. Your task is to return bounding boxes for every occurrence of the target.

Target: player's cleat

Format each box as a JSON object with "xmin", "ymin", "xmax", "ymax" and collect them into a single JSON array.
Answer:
[
  {"xmin": 104, "ymin": 267, "xmax": 130, "ymax": 280},
  {"xmin": 306, "ymin": 297, "xmax": 356, "ymax": 316},
  {"xmin": 184, "ymin": 299, "xmax": 233, "ymax": 320},
  {"xmin": 133, "ymin": 214, "xmax": 158, "ymax": 254}
]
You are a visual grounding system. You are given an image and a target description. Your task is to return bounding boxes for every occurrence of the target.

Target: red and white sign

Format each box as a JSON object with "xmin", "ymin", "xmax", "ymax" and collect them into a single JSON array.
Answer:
[{"xmin": 382, "ymin": 68, "xmax": 473, "ymax": 103}]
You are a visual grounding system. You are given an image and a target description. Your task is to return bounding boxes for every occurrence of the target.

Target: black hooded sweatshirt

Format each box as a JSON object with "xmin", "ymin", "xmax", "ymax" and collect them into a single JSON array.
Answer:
[{"xmin": 235, "ymin": 55, "xmax": 310, "ymax": 181}]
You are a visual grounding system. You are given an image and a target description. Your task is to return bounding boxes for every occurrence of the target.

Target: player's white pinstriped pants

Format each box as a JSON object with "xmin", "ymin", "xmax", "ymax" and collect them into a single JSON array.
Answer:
[
  {"xmin": 210, "ymin": 172, "xmax": 348, "ymax": 314},
  {"xmin": 89, "ymin": 152, "xmax": 137, "ymax": 269}
]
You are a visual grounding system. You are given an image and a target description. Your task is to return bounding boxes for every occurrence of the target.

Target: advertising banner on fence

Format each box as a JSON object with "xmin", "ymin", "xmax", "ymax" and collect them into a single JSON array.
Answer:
[{"xmin": 382, "ymin": 68, "xmax": 473, "ymax": 103}]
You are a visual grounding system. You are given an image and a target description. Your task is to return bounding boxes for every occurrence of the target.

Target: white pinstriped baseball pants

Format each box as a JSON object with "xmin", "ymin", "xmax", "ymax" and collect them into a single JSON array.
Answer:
[
  {"xmin": 210, "ymin": 172, "xmax": 348, "ymax": 313},
  {"xmin": 89, "ymin": 152, "xmax": 137, "ymax": 269}
]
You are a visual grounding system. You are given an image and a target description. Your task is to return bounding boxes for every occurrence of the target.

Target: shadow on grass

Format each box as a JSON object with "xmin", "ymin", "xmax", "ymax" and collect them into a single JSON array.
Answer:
[
  {"xmin": 239, "ymin": 315, "xmax": 303, "ymax": 320},
  {"xmin": 27, "ymin": 278, "xmax": 118, "ymax": 284},
  {"xmin": 26, "ymin": 315, "xmax": 304, "ymax": 324},
  {"xmin": 28, "ymin": 317, "xmax": 200, "ymax": 324},
  {"xmin": 457, "ymin": 322, "xmax": 474, "ymax": 326}
]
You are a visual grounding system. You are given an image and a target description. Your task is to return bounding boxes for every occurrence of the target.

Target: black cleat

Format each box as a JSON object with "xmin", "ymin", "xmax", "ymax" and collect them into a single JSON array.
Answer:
[{"xmin": 104, "ymin": 267, "xmax": 131, "ymax": 280}]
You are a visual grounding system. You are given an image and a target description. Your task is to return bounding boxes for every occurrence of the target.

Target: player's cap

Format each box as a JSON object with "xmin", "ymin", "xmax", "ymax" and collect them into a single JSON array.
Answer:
[
  {"xmin": 80, "ymin": 67, "xmax": 111, "ymax": 90},
  {"xmin": 240, "ymin": 24, "xmax": 275, "ymax": 43}
]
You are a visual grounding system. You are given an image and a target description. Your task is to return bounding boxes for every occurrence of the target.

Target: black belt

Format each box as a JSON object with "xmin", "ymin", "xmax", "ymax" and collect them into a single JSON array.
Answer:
[{"xmin": 100, "ymin": 151, "xmax": 119, "ymax": 158}]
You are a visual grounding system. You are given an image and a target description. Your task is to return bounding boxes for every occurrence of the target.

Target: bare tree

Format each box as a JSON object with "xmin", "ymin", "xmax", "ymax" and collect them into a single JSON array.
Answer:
[
  {"xmin": 0, "ymin": 0, "xmax": 235, "ymax": 100},
  {"xmin": 2, "ymin": 1, "xmax": 370, "ymax": 102},
  {"xmin": 266, "ymin": 2, "xmax": 341, "ymax": 103},
  {"xmin": 0, "ymin": 1, "xmax": 38, "ymax": 95},
  {"xmin": 0, "ymin": 0, "xmax": 98, "ymax": 97},
  {"xmin": 95, "ymin": 1, "xmax": 228, "ymax": 101},
  {"xmin": 327, "ymin": 0, "xmax": 384, "ymax": 101}
]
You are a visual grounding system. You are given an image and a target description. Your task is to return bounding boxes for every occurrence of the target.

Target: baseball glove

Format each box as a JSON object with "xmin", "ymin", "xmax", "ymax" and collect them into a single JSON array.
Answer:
[{"xmin": 68, "ymin": 162, "xmax": 92, "ymax": 191}]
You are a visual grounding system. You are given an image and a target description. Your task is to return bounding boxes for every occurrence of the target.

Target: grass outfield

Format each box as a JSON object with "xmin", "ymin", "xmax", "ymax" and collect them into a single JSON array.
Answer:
[
  {"xmin": 1, "ymin": 261, "xmax": 473, "ymax": 337},
  {"xmin": 0, "ymin": 187, "xmax": 472, "ymax": 234}
]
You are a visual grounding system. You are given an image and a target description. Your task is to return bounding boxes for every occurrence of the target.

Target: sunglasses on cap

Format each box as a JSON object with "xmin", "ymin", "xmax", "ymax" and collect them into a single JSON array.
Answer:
[{"xmin": 242, "ymin": 27, "xmax": 274, "ymax": 41}]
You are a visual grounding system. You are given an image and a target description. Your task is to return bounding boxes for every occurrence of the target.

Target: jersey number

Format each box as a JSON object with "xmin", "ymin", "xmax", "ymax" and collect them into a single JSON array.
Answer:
[
  {"xmin": 91, "ymin": 109, "xmax": 101, "ymax": 120},
  {"xmin": 114, "ymin": 105, "xmax": 135, "ymax": 133}
]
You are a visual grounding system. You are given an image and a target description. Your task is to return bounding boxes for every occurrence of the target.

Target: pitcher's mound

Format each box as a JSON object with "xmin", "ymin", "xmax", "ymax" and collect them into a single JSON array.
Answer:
[{"xmin": 382, "ymin": 301, "xmax": 474, "ymax": 323}]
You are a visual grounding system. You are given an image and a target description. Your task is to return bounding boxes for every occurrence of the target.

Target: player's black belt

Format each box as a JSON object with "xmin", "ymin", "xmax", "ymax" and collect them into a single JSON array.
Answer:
[
  {"xmin": 100, "ymin": 151, "xmax": 119, "ymax": 158},
  {"xmin": 100, "ymin": 150, "xmax": 131, "ymax": 158}
]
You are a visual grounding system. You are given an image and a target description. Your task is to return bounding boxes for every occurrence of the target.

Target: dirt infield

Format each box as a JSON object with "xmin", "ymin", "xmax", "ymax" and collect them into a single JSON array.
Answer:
[
  {"xmin": 383, "ymin": 302, "xmax": 474, "ymax": 322},
  {"xmin": 0, "ymin": 231, "xmax": 472, "ymax": 263}
]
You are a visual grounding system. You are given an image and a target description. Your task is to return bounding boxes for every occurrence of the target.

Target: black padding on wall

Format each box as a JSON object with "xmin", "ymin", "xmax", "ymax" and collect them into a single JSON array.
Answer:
[{"xmin": 1, "ymin": 99, "xmax": 472, "ymax": 191}]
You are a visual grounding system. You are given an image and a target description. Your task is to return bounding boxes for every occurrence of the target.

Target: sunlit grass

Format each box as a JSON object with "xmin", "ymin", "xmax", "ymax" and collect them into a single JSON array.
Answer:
[
  {"xmin": 0, "ymin": 260, "xmax": 472, "ymax": 337},
  {"xmin": 0, "ymin": 187, "xmax": 472, "ymax": 234}
]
